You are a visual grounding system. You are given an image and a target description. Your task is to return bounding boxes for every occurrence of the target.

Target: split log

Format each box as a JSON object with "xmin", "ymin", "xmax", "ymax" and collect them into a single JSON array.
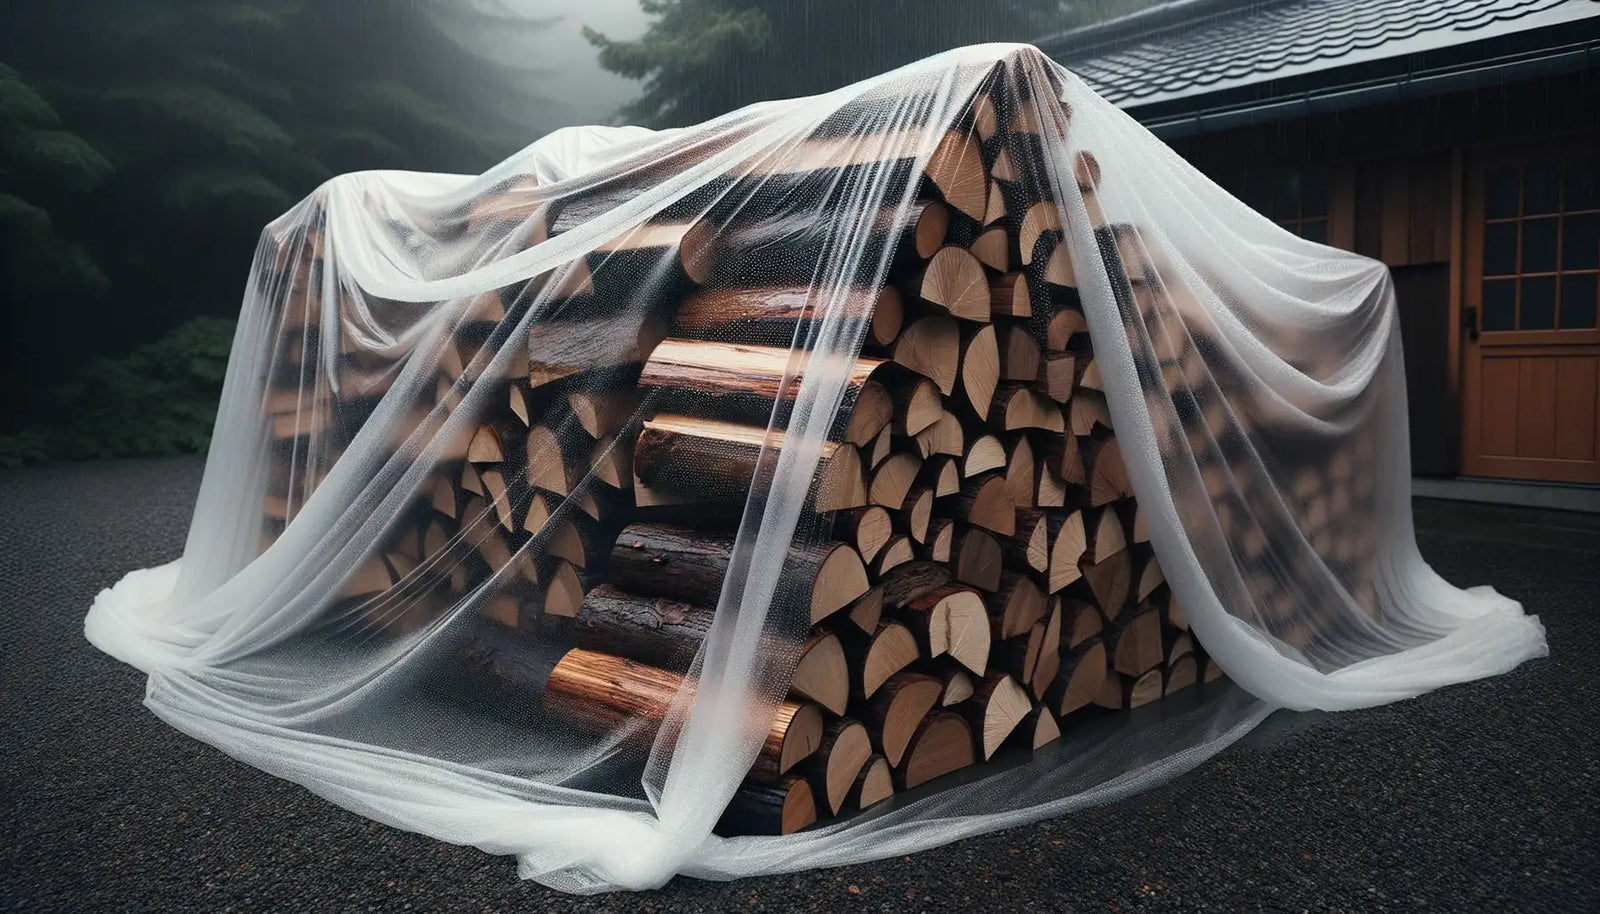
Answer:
[
  {"xmin": 962, "ymin": 433, "xmax": 1006, "ymax": 477},
  {"xmin": 845, "ymin": 755, "xmax": 895, "ymax": 811},
  {"xmin": 1084, "ymin": 436, "xmax": 1133, "ymax": 507},
  {"xmin": 609, "ymin": 523, "xmax": 869, "ymax": 624},
  {"xmin": 1014, "ymin": 705, "xmax": 1062, "ymax": 751},
  {"xmin": 1079, "ymin": 548, "xmax": 1131, "ymax": 619},
  {"xmin": 1123, "ymin": 669, "xmax": 1165, "ymax": 708},
  {"xmin": 837, "ymin": 506, "xmax": 894, "ymax": 563},
  {"xmin": 1036, "ymin": 350, "xmax": 1075, "ymax": 402},
  {"xmin": 922, "ymin": 517, "xmax": 955, "ymax": 563},
  {"xmin": 896, "ymin": 712, "xmax": 976, "ymax": 790},
  {"xmin": 898, "ymin": 486, "xmax": 934, "ymax": 544},
  {"xmin": 914, "ymin": 412, "xmax": 964, "ymax": 461},
  {"xmin": 718, "ymin": 775, "xmax": 816, "ymax": 837},
  {"xmin": 870, "ymin": 534, "xmax": 915, "ymax": 578},
  {"xmin": 992, "ymin": 321, "xmax": 1043, "ymax": 382},
  {"xmin": 892, "ymin": 315, "xmax": 960, "ymax": 396},
  {"xmin": 845, "ymin": 586, "xmax": 885, "ymax": 634},
  {"xmin": 957, "ymin": 323, "xmax": 1000, "ymax": 417},
  {"xmin": 987, "ymin": 572, "xmax": 1047, "ymax": 640},
  {"xmin": 800, "ymin": 719, "xmax": 873, "ymax": 816},
  {"xmin": 989, "ymin": 383, "xmax": 1063, "ymax": 432},
  {"xmin": 838, "ymin": 620, "xmax": 920, "ymax": 700},
  {"xmin": 1002, "ymin": 434, "xmax": 1036, "ymax": 509},
  {"xmin": 869, "ymin": 452, "xmax": 921, "ymax": 508},
  {"xmin": 888, "ymin": 375, "xmax": 944, "ymax": 436},
  {"xmin": 951, "ymin": 525, "xmax": 1003, "ymax": 593},
  {"xmin": 1046, "ymin": 639, "xmax": 1107, "ymax": 717},
  {"xmin": 1046, "ymin": 510, "xmax": 1087, "ymax": 593},
  {"xmin": 957, "ymin": 674, "xmax": 1032, "ymax": 760},
  {"xmin": 938, "ymin": 473, "xmax": 1016, "ymax": 536},
  {"xmin": 899, "ymin": 584, "xmax": 992, "ymax": 675},
  {"xmin": 1165, "ymin": 655, "xmax": 1198, "ymax": 695},
  {"xmin": 988, "ymin": 273, "xmax": 1032, "ymax": 318},
  {"xmin": 1064, "ymin": 598, "xmax": 1103, "ymax": 648},
  {"xmin": 864, "ymin": 672, "xmax": 944, "ymax": 767},
  {"xmin": 1006, "ymin": 510, "xmax": 1051, "ymax": 575},
  {"xmin": 1107, "ymin": 608, "xmax": 1163, "ymax": 676},
  {"xmin": 904, "ymin": 246, "xmax": 991, "ymax": 322}
]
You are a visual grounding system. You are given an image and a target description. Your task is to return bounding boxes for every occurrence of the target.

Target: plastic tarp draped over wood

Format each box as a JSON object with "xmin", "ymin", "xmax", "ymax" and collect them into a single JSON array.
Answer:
[{"xmin": 85, "ymin": 44, "xmax": 1546, "ymax": 893}]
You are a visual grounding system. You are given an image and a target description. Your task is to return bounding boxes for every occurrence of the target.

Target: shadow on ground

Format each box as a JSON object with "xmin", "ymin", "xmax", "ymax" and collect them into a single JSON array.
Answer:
[{"xmin": 2, "ymin": 458, "xmax": 1596, "ymax": 913}]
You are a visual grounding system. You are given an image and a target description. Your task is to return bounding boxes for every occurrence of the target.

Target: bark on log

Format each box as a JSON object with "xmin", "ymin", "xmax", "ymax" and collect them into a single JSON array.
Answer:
[{"xmin": 609, "ymin": 523, "xmax": 870, "ymax": 625}]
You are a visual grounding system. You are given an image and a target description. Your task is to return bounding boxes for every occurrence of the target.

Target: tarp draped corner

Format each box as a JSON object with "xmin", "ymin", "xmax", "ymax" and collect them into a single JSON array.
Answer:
[{"xmin": 85, "ymin": 43, "xmax": 1546, "ymax": 894}]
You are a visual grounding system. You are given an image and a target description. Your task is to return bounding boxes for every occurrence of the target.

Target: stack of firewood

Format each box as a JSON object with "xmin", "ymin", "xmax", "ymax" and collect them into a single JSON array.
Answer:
[{"xmin": 248, "ymin": 55, "xmax": 1359, "ymax": 837}]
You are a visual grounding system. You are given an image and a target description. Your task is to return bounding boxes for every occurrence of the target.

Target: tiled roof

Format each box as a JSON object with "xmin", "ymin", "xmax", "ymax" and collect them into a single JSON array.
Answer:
[{"xmin": 1039, "ymin": 0, "xmax": 1600, "ymax": 109}]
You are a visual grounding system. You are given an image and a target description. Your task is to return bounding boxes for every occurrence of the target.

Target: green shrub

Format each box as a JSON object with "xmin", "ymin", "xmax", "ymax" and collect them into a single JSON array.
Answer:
[{"xmin": 0, "ymin": 316, "xmax": 236, "ymax": 468}]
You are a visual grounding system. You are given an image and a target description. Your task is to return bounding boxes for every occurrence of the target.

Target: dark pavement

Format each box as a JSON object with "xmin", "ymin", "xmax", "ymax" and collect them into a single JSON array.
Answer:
[{"xmin": 2, "ymin": 458, "xmax": 1597, "ymax": 913}]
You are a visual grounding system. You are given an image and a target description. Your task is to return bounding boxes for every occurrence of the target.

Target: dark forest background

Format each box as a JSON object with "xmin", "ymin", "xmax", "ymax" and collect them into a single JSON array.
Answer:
[{"xmin": 0, "ymin": 0, "xmax": 1156, "ymax": 466}]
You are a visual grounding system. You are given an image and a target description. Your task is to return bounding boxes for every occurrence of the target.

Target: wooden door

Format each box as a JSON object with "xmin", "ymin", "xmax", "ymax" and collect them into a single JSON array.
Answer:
[{"xmin": 1462, "ymin": 145, "xmax": 1600, "ymax": 483}]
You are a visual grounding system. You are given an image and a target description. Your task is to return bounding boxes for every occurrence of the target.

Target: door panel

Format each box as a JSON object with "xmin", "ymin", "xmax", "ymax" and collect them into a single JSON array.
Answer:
[{"xmin": 1462, "ymin": 143, "xmax": 1600, "ymax": 483}]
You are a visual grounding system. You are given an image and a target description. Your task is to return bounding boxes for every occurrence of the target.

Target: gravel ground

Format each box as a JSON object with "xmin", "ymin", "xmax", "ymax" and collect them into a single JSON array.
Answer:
[{"xmin": 2, "ymin": 458, "xmax": 1596, "ymax": 913}]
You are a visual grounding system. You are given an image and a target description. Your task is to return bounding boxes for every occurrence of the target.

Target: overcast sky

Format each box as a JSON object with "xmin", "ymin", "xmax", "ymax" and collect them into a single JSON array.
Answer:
[{"xmin": 428, "ymin": 0, "xmax": 652, "ymax": 126}]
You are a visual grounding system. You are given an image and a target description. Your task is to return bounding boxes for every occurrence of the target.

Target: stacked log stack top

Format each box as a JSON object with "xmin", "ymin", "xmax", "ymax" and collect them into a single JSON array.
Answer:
[{"xmin": 251, "ymin": 52, "xmax": 1369, "ymax": 837}]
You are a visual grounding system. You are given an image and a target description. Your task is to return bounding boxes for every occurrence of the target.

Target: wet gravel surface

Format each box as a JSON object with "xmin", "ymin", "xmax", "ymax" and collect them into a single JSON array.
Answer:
[{"xmin": 2, "ymin": 458, "xmax": 1596, "ymax": 913}]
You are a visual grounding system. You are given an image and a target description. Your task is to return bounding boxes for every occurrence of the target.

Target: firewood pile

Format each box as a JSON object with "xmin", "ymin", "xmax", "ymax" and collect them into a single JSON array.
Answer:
[{"xmin": 253, "ymin": 58, "xmax": 1380, "ymax": 838}]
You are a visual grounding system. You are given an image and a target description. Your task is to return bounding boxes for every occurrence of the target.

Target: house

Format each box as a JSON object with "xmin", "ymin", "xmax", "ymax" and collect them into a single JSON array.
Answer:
[{"xmin": 1039, "ymin": 0, "xmax": 1600, "ymax": 495}]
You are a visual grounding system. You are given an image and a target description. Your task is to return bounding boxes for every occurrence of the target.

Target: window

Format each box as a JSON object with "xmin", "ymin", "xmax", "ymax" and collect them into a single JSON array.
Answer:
[
  {"xmin": 1239, "ymin": 167, "xmax": 1329, "ymax": 242},
  {"xmin": 1480, "ymin": 155, "xmax": 1600, "ymax": 332}
]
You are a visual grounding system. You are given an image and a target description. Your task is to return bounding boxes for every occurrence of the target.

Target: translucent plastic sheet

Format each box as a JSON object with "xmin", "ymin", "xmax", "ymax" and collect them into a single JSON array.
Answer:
[{"xmin": 85, "ymin": 44, "xmax": 1547, "ymax": 893}]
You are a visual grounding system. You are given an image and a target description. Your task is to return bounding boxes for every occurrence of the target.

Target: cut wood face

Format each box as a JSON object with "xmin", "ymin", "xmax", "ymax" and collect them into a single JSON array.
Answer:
[
  {"xmin": 1019, "ymin": 202, "xmax": 1061, "ymax": 266},
  {"xmin": 933, "ymin": 587, "xmax": 991, "ymax": 675},
  {"xmin": 781, "ymin": 778, "xmax": 820, "ymax": 835},
  {"xmin": 994, "ymin": 573, "xmax": 1047, "ymax": 639},
  {"xmin": 926, "ymin": 518, "xmax": 954, "ymax": 563},
  {"xmin": 1047, "ymin": 308, "xmax": 1088, "ymax": 350},
  {"xmin": 899, "ymin": 713, "xmax": 975, "ymax": 789},
  {"xmin": 964, "ymin": 434, "xmax": 1006, "ymax": 477},
  {"xmin": 846, "ymin": 587, "xmax": 884, "ymax": 633},
  {"xmin": 997, "ymin": 325, "xmax": 1041, "ymax": 381},
  {"xmin": 870, "ymin": 452, "xmax": 921, "ymax": 509},
  {"xmin": 1053, "ymin": 641, "xmax": 1108, "ymax": 716},
  {"xmin": 940, "ymin": 668, "xmax": 975, "ymax": 706},
  {"xmin": 972, "ymin": 226, "xmax": 1010, "ymax": 272},
  {"xmin": 1089, "ymin": 438, "xmax": 1132, "ymax": 507},
  {"xmin": 792, "ymin": 632, "xmax": 849, "ymax": 715},
  {"xmin": 954, "ymin": 474, "xmax": 1016, "ymax": 536},
  {"xmin": 874, "ymin": 674, "xmax": 943, "ymax": 767},
  {"xmin": 902, "ymin": 488, "xmax": 933, "ymax": 543},
  {"xmin": 919, "ymin": 247, "xmax": 990, "ymax": 323},
  {"xmin": 863, "ymin": 622, "xmax": 919, "ymax": 698},
  {"xmin": 1048, "ymin": 511, "xmax": 1087, "ymax": 593},
  {"xmin": 916, "ymin": 413, "xmax": 965, "ymax": 461},
  {"xmin": 953, "ymin": 527, "xmax": 1003, "ymax": 593},
  {"xmin": 853, "ymin": 757, "xmax": 894, "ymax": 809},
  {"xmin": 1067, "ymin": 600, "xmax": 1103, "ymax": 648},
  {"xmin": 872, "ymin": 535, "xmax": 915, "ymax": 577},
  {"xmin": 1082, "ymin": 549, "xmax": 1131, "ymax": 619},
  {"xmin": 925, "ymin": 130, "xmax": 988, "ymax": 221},
  {"xmin": 1031, "ymin": 707, "xmax": 1061, "ymax": 749},
  {"xmin": 872, "ymin": 286, "xmax": 904, "ymax": 347},
  {"xmin": 844, "ymin": 381, "xmax": 894, "ymax": 447},
  {"xmin": 1113, "ymin": 610, "xmax": 1164, "ymax": 677},
  {"xmin": 995, "ymin": 385, "xmax": 1064, "ymax": 432},
  {"xmin": 893, "ymin": 377, "xmax": 944, "ymax": 437},
  {"xmin": 841, "ymin": 506, "xmax": 893, "ymax": 561},
  {"xmin": 1013, "ymin": 513, "xmax": 1050, "ymax": 573},
  {"xmin": 892, "ymin": 316, "xmax": 960, "ymax": 395},
  {"xmin": 1126, "ymin": 668, "xmax": 1164, "ymax": 708},
  {"xmin": 975, "ymin": 675, "xmax": 1032, "ymax": 760},
  {"xmin": 812, "ymin": 544, "xmax": 872, "ymax": 623},
  {"xmin": 776, "ymin": 702, "xmax": 825, "ymax": 774},
  {"xmin": 958, "ymin": 324, "xmax": 1000, "ymax": 416},
  {"xmin": 821, "ymin": 722, "xmax": 872, "ymax": 815}
]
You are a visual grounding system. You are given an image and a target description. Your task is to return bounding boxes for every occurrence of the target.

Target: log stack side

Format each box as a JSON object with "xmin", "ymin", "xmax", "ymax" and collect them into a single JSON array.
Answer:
[{"xmin": 248, "ymin": 54, "xmax": 1357, "ymax": 837}]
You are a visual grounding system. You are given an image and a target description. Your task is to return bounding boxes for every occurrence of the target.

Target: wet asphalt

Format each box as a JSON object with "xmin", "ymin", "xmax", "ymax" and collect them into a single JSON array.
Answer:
[{"xmin": 1, "ymin": 457, "xmax": 1596, "ymax": 913}]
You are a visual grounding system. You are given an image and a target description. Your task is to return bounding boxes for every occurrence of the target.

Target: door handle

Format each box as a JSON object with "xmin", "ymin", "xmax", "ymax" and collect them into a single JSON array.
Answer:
[{"xmin": 1462, "ymin": 305, "xmax": 1480, "ymax": 341}]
